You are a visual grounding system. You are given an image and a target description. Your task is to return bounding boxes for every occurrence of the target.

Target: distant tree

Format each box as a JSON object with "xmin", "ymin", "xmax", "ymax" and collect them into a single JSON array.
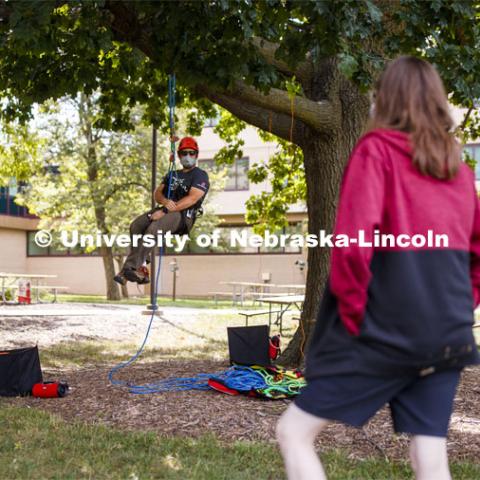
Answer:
[
  {"xmin": 15, "ymin": 96, "xmax": 223, "ymax": 299},
  {"xmin": 15, "ymin": 95, "xmax": 155, "ymax": 299}
]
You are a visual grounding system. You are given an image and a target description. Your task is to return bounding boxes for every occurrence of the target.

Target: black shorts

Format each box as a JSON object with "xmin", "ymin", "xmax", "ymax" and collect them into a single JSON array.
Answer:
[{"xmin": 294, "ymin": 368, "xmax": 463, "ymax": 437}]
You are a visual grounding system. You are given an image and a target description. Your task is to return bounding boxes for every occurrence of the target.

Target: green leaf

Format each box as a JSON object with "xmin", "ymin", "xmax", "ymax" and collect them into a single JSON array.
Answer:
[{"xmin": 337, "ymin": 52, "xmax": 359, "ymax": 79}]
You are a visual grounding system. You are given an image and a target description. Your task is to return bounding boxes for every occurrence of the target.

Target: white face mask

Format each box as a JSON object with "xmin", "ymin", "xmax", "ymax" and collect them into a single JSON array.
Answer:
[{"xmin": 180, "ymin": 154, "xmax": 196, "ymax": 168}]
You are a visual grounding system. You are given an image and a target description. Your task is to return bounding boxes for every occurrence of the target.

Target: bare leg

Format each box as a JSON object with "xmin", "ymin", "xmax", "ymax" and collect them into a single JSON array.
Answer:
[
  {"xmin": 276, "ymin": 403, "xmax": 330, "ymax": 480},
  {"xmin": 409, "ymin": 435, "xmax": 451, "ymax": 480}
]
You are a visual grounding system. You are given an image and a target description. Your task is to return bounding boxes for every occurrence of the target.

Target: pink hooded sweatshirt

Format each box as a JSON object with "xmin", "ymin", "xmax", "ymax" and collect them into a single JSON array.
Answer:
[{"xmin": 305, "ymin": 128, "xmax": 480, "ymax": 378}]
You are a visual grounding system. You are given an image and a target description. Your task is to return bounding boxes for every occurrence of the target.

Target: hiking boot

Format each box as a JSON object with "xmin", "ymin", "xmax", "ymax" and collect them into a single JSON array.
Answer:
[
  {"xmin": 123, "ymin": 267, "xmax": 150, "ymax": 284},
  {"xmin": 136, "ymin": 266, "xmax": 150, "ymax": 285},
  {"xmin": 113, "ymin": 271, "xmax": 127, "ymax": 286}
]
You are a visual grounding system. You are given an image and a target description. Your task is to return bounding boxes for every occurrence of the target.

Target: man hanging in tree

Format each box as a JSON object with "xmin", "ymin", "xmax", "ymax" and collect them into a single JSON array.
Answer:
[{"xmin": 114, "ymin": 137, "xmax": 209, "ymax": 285}]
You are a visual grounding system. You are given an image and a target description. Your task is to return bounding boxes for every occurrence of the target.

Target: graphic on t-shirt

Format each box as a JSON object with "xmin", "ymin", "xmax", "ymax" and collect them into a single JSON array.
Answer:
[
  {"xmin": 169, "ymin": 176, "xmax": 189, "ymax": 195},
  {"xmin": 162, "ymin": 167, "xmax": 210, "ymax": 210}
]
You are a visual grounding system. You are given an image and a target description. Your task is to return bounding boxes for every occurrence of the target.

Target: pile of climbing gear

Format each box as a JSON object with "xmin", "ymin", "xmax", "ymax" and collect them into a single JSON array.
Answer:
[
  {"xmin": 119, "ymin": 364, "xmax": 306, "ymax": 399},
  {"xmin": 208, "ymin": 364, "xmax": 306, "ymax": 399}
]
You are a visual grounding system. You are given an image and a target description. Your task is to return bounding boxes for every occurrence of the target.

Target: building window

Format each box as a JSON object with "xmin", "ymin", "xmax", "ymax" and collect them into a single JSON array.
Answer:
[
  {"xmin": 464, "ymin": 144, "xmax": 480, "ymax": 179},
  {"xmin": 198, "ymin": 158, "xmax": 214, "ymax": 171},
  {"xmin": 198, "ymin": 157, "xmax": 249, "ymax": 191},
  {"xmin": 0, "ymin": 179, "xmax": 34, "ymax": 218},
  {"xmin": 163, "ymin": 224, "xmax": 302, "ymax": 255},
  {"xmin": 8, "ymin": 177, "xmax": 18, "ymax": 196},
  {"xmin": 225, "ymin": 158, "xmax": 249, "ymax": 191}
]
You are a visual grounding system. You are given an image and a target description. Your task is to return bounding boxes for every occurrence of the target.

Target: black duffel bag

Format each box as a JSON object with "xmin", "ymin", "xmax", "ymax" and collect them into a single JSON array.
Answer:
[
  {"xmin": 227, "ymin": 325, "xmax": 271, "ymax": 366},
  {"xmin": 0, "ymin": 346, "xmax": 43, "ymax": 396}
]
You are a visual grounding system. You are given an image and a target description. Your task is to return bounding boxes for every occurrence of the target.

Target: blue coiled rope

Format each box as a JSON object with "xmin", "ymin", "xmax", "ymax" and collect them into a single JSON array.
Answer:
[
  {"xmin": 128, "ymin": 366, "xmax": 268, "ymax": 396},
  {"xmin": 216, "ymin": 366, "xmax": 267, "ymax": 391}
]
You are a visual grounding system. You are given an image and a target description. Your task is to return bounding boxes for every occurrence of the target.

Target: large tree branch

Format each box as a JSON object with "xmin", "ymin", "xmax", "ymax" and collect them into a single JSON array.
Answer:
[
  {"xmin": 104, "ymin": 1, "xmax": 155, "ymax": 58},
  {"xmin": 224, "ymin": 80, "xmax": 337, "ymax": 134},
  {"xmin": 103, "ymin": 2, "xmax": 338, "ymax": 135},
  {"xmin": 251, "ymin": 37, "xmax": 313, "ymax": 85},
  {"xmin": 197, "ymin": 85, "xmax": 303, "ymax": 144}
]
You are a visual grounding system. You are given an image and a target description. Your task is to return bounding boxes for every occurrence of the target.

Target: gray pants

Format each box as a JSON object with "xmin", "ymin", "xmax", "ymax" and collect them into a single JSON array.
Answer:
[{"xmin": 123, "ymin": 210, "xmax": 193, "ymax": 270}]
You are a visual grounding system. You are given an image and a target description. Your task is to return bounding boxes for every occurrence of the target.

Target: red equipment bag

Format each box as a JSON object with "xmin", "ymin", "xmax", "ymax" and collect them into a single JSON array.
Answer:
[
  {"xmin": 32, "ymin": 382, "xmax": 69, "ymax": 398},
  {"xmin": 17, "ymin": 279, "xmax": 31, "ymax": 304},
  {"xmin": 269, "ymin": 335, "xmax": 281, "ymax": 360}
]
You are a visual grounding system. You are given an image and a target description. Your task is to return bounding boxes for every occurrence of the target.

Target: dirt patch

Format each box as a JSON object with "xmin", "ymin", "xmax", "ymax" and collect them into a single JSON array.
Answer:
[
  {"xmin": 0, "ymin": 304, "xmax": 233, "ymax": 349},
  {"xmin": 4, "ymin": 361, "xmax": 480, "ymax": 463}
]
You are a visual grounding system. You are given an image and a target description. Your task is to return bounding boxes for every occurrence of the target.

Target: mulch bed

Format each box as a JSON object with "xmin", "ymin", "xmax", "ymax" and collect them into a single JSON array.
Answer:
[{"xmin": 4, "ymin": 361, "xmax": 480, "ymax": 463}]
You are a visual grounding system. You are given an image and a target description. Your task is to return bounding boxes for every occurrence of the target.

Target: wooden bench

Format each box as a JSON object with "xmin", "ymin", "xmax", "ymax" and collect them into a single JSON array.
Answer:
[
  {"xmin": 34, "ymin": 286, "xmax": 69, "ymax": 303},
  {"xmin": 209, "ymin": 291, "xmax": 243, "ymax": 305},
  {"xmin": 237, "ymin": 309, "xmax": 282, "ymax": 328}
]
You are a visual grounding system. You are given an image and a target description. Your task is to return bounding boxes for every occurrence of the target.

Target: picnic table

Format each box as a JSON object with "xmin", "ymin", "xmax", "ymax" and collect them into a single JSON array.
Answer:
[
  {"xmin": 217, "ymin": 281, "xmax": 276, "ymax": 306},
  {"xmin": 0, "ymin": 272, "xmax": 62, "ymax": 304},
  {"xmin": 260, "ymin": 294, "xmax": 305, "ymax": 334},
  {"xmin": 274, "ymin": 284, "xmax": 306, "ymax": 294}
]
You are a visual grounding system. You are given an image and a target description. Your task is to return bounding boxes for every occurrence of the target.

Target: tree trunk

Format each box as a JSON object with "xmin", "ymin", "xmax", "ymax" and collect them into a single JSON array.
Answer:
[
  {"xmin": 100, "ymin": 246, "xmax": 121, "ymax": 300},
  {"xmin": 279, "ymin": 64, "xmax": 370, "ymax": 366},
  {"xmin": 115, "ymin": 255, "xmax": 129, "ymax": 298},
  {"xmin": 93, "ymin": 202, "xmax": 120, "ymax": 301},
  {"xmin": 80, "ymin": 94, "xmax": 121, "ymax": 301}
]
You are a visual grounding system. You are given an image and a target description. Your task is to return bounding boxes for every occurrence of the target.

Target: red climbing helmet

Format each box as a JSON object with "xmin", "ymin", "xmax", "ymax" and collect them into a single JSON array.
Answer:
[{"xmin": 178, "ymin": 136, "xmax": 199, "ymax": 152}]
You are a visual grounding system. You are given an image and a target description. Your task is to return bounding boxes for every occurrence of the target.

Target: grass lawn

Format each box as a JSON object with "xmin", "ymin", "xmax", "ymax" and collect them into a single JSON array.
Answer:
[
  {"xmin": 2, "ymin": 406, "xmax": 479, "ymax": 480},
  {"xmin": 55, "ymin": 293, "xmax": 259, "ymax": 310},
  {"xmin": 38, "ymin": 339, "xmax": 229, "ymax": 368},
  {"xmin": 32, "ymin": 309, "xmax": 278, "ymax": 368},
  {"xmin": 36, "ymin": 311, "xmax": 300, "ymax": 368},
  {"xmin": 2, "ymin": 305, "xmax": 480, "ymax": 478}
]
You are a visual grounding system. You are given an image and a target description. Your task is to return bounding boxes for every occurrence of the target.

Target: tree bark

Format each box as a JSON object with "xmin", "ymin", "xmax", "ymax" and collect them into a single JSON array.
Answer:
[
  {"xmin": 224, "ymin": 81, "xmax": 335, "ymax": 133},
  {"xmin": 196, "ymin": 85, "xmax": 303, "ymax": 144},
  {"xmin": 91, "ymin": 202, "xmax": 121, "ymax": 301},
  {"xmin": 99, "ymin": 245, "xmax": 121, "ymax": 300},
  {"xmin": 250, "ymin": 37, "xmax": 313, "ymax": 85},
  {"xmin": 115, "ymin": 255, "xmax": 129, "ymax": 298},
  {"xmin": 279, "ymin": 61, "xmax": 370, "ymax": 366},
  {"xmin": 79, "ymin": 94, "xmax": 121, "ymax": 301}
]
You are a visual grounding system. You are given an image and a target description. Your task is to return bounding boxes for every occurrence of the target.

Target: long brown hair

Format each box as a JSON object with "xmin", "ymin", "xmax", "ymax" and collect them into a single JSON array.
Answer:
[{"xmin": 368, "ymin": 55, "xmax": 461, "ymax": 179}]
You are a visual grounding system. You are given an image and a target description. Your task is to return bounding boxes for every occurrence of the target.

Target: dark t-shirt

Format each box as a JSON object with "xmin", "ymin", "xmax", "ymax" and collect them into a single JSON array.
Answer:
[{"xmin": 161, "ymin": 166, "xmax": 210, "ymax": 210}]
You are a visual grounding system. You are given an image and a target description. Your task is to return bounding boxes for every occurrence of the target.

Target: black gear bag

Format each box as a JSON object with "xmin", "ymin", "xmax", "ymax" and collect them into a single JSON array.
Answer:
[
  {"xmin": 0, "ymin": 346, "xmax": 43, "ymax": 397},
  {"xmin": 227, "ymin": 325, "xmax": 271, "ymax": 366}
]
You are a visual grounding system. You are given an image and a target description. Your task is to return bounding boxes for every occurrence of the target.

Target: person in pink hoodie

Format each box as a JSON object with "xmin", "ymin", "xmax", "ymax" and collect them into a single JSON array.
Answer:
[{"xmin": 276, "ymin": 56, "xmax": 480, "ymax": 480}]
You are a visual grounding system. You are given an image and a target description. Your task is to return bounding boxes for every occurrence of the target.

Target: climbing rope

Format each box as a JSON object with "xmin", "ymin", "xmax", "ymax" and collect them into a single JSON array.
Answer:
[
  {"xmin": 210, "ymin": 365, "xmax": 307, "ymax": 399},
  {"xmin": 166, "ymin": 73, "xmax": 177, "ymax": 193},
  {"xmin": 107, "ymin": 73, "xmax": 177, "ymax": 391}
]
